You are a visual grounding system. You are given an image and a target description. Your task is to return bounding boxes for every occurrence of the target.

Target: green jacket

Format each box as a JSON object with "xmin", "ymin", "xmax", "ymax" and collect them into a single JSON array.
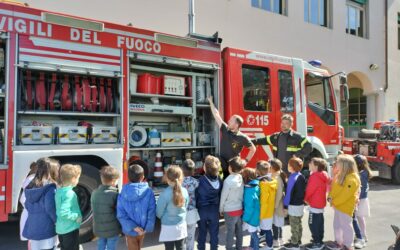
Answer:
[
  {"xmin": 91, "ymin": 185, "xmax": 121, "ymax": 238},
  {"xmin": 55, "ymin": 186, "xmax": 82, "ymax": 234}
]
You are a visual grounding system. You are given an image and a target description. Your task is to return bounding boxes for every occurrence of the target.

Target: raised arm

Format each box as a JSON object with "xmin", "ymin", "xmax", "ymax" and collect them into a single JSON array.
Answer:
[{"xmin": 208, "ymin": 96, "xmax": 224, "ymax": 128}]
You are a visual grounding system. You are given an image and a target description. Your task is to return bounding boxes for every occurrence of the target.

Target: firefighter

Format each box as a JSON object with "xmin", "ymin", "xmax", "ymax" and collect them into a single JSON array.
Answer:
[
  {"xmin": 208, "ymin": 97, "xmax": 256, "ymax": 178},
  {"xmin": 252, "ymin": 114, "xmax": 312, "ymax": 175}
]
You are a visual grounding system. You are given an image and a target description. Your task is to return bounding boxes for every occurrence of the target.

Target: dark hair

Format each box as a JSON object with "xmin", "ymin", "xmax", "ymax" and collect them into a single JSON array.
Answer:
[
  {"xmin": 233, "ymin": 115, "xmax": 244, "ymax": 128},
  {"xmin": 28, "ymin": 161, "xmax": 38, "ymax": 176},
  {"xmin": 100, "ymin": 165, "xmax": 120, "ymax": 183},
  {"xmin": 311, "ymin": 157, "xmax": 328, "ymax": 172},
  {"xmin": 241, "ymin": 168, "xmax": 257, "ymax": 184},
  {"xmin": 229, "ymin": 156, "xmax": 245, "ymax": 173},
  {"xmin": 27, "ymin": 157, "xmax": 52, "ymax": 189},
  {"xmin": 182, "ymin": 159, "xmax": 195, "ymax": 177},
  {"xmin": 270, "ymin": 158, "xmax": 287, "ymax": 182},
  {"xmin": 288, "ymin": 156, "xmax": 303, "ymax": 172},
  {"xmin": 354, "ymin": 154, "xmax": 373, "ymax": 179},
  {"xmin": 128, "ymin": 164, "xmax": 144, "ymax": 183},
  {"xmin": 204, "ymin": 155, "xmax": 220, "ymax": 177},
  {"xmin": 256, "ymin": 160, "xmax": 271, "ymax": 176}
]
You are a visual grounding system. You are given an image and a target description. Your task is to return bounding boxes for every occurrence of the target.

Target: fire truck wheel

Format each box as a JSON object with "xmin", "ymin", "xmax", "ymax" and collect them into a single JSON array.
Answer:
[
  {"xmin": 71, "ymin": 162, "xmax": 101, "ymax": 243},
  {"xmin": 392, "ymin": 162, "xmax": 400, "ymax": 185}
]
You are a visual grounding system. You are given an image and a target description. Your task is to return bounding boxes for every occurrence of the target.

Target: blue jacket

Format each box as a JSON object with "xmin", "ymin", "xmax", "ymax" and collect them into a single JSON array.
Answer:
[
  {"xmin": 23, "ymin": 183, "xmax": 57, "ymax": 240},
  {"xmin": 117, "ymin": 182, "xmax": 156, "ymax": 236},
  {"xmin": 359, "ymin": 170, "xmax": 369, "ymax": 199},
  {"xmin": 243, "ymin": 179, "xmax": 260, "ymax": 227},
  {"xmin": 156, "ymin": 186, "xmax": 189, "ymax": 226},
  {"xmin": 196, "ymin": 175, "xmax": 223, "ymax": 210}
]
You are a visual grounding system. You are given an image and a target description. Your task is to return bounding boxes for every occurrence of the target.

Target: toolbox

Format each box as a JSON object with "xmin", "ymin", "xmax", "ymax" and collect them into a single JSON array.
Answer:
[
  {"xmin": 91, "ymin": 127, "xmax": 118, "ymax": 144},
  {"xmin": 21, "ymin": 126, "xmax": 53, "ymax": 145},
  {"xmin": 161, "ymin": 132, "xmax": 192, "ymax": 147},
  {"xmin": 57, "ymin": 126, "xmax": 87, "ymax": 144}
]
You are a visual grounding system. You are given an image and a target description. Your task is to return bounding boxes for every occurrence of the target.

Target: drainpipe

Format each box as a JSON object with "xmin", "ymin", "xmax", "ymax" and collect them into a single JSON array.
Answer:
[{"xmin": 384, "ymin": 0, "xmax": 388, "ymax": 92}]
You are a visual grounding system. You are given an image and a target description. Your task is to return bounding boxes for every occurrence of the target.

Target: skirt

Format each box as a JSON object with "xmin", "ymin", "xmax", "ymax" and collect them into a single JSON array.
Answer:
[{"xmin": 159, "ymin": 223, "xmax": 187, "ymax": 242}]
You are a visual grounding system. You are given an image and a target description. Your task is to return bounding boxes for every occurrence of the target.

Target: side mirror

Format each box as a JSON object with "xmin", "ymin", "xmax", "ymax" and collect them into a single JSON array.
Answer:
[{"xmin": 340, "ymin": 84, "xmax": 349, "ymax": 103}]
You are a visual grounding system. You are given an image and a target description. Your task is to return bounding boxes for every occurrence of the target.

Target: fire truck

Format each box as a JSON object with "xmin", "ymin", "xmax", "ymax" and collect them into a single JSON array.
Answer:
[
  {"xmin": 0, "ymin": 1, "xmax": 347, "ymax": 240},
  {"xmin": 342, "ymin": 121, "xmax": 400, "ymax": 184}
]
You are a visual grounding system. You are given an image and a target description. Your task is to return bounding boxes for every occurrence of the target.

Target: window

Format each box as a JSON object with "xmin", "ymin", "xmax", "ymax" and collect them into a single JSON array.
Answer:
[
  {"xmin": 341, "ymin": 88, "xmax": 367, "ymax": 137},
  {"xmin": 242, "ymin": 65, "xmax": 271, "ymax": 112},
  {"xmin": 304, "ymin": 0, "xmax": 330, "ymax": 27},
  {"xmin": 306, "ymin": 77, "xmax": 334, "ymax": 110},
  {"xmin": 278, "ymin": 70, "xmax": 294, "ymax": 112},
  {"xmin": 346, "ymin": 0, "xmax": 367, "ymax": 38},
  {"xmin": 251, "ymin": 0, "xmax": 287, "ymax": 15}
]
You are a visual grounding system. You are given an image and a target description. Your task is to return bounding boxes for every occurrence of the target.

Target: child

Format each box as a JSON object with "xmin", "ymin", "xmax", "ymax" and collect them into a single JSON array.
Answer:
[
  {"xmin": 20, "ymin": 161, "xmax": 37, "ymax": 242},
  {"xmin": 157, "ymin": 165, "xmax": 189, "ymax": 250},
  {"xmin": 283, "ymin": 156, "xmax": 306, "ymax": 250},
  {"xmin": 92, "ymin": 166, "xmax": 122, "ymax": 250},
  {"xmin": 219, "ymin": 156, "xmax": 245, "ymax": 250},
  {"xmin": 117, "ymin": 164, "xmax": 156, "ymax": 250},
  {"xmin": 181, "ymin": 159, "xmax": 199, "ymax": 250},
  {"xmin": 256, "ymin": 160, "xmax": 277, "ymax": 250},
  {"xmin": 55, "ymin": 164, "xmax": 82, "ymax": 250},
  {"xmin": 23, "ymin": 158, "xmax": 58, "ymax": 250},
  {"xmin": 270, "ymin": 158, "xmax": 286, "ymax": 248},
  {"xmin": 328, "ymin": 154, "xmax": 361, "ymax": 250},
  {"xmin": 196, "ymin": 155, "xmax": 223, "ymax": 250},
  {"xmin": 304, "ymin": 158, "xmax": 330, "ymax": 250},
  {"xmin": 353, "ymin": 154, "xmax": 372, "ymax": 249},
  {"xmin": 242, "ymin": 167, "xmax": 260, "ymax": 250}
]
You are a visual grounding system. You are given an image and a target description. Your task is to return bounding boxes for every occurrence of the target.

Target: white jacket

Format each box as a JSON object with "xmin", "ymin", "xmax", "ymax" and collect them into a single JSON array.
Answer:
[{"xmin": 219, "ymin": 172, "xmax": 244, "ymax": 213}]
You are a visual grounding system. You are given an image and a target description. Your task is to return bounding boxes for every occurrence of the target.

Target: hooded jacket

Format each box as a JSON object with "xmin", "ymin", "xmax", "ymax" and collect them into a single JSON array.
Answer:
[
  {"xmin": 305, "ymin": 171, "xmax": 330, "ymax": 209},
  {"xmin": 55, "ymin": 186, "xmax": 82, "ymax": 234},
  {"xmin": 259, "ymin": 175, "xmax": 278, "ymax": 220},
  {"xmin": 23, "ymin": 183, "xmax": 57, "ymax": 240},
  {"xmin": 196, "ymin": 175, "xmax": 223, "ymax": 210},
  {"xmin": 219, "ymin": 172, "xmax": 244, "ymax": 213},
  {"xmin": 329, "ymin": 172, "xmax": 361, "ymax": 217},
  {"xmin": 91, "ymin": 185, "xmax": 122, "ymax": 238},
  {"xmin": 243, "ymin": 179, "xmax": 260, "ymax": 227},
  {"xmin": 117, "ymin": 182, "xmax": 156, "ymax": 236}
]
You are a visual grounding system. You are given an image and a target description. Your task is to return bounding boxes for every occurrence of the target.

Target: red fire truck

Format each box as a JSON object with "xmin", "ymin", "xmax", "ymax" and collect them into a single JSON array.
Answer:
[{"xmin": 0, "ymin": 1, "xmax": 347, "ymax": 240}]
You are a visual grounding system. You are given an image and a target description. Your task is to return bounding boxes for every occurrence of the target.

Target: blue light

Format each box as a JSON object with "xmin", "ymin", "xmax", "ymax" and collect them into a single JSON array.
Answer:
[{"xmin": 309, "ymin": 60, "xmax": 322, "ymax": 67}]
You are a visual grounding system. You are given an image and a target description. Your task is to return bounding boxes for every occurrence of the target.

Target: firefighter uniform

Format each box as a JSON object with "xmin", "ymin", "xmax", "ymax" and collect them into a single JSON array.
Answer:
[{"xmin": 252, "ymin": 130, "xmax": 312, "ymax": 174}]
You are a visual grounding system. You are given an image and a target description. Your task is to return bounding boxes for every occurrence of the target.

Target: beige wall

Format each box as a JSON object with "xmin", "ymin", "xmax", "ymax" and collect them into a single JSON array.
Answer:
[{"xmin": 22, "ymin": 0, "xmax": 398, "ymax": 123}]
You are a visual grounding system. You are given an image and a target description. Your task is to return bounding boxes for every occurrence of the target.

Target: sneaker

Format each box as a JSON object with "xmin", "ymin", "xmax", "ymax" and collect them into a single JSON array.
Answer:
[
  {"xmin": 261, "ymin": 246, "xmax": 273, "ymax": 250},
  {"xmin": 283, "ymin": 242, "xmax": 300, "ymax": 250},
  {"xmin": 354, "ymin": 238, "xmax": 365, "ymax": 249},
  {"xmin": 306, "ymin": 242, "xmax": 325, "ymax": 250},
  {"xmin": 273, "ymin": 240, "xmax": 281, "ymax": 248},
  {"xmin": 325, "ymin": 241, "xmax": 342, "ymax": 250},
  {"xmin": 279, "ymin": 238, "xmax": 284, "ymax": 246}
]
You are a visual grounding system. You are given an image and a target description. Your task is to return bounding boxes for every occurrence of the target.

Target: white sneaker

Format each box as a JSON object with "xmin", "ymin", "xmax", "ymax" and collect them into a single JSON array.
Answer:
[
  {"xmin": 273, "ymin": 240, "xmax": 281, "ymax": 248},
  {"xmin": 279, "ymin": 238, "xmax": 284, "ymax": 245},
  {"xmin": 261, "ymin": 246, "xmax": 273, "ymax": 250},
  {"xmin": 354, "ymin": 238, "xmax": 365, "ymax": 249}
]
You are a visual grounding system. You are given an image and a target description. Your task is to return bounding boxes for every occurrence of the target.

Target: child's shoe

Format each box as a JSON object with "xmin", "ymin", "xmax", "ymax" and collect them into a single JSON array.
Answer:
[
  {"xmin": 305, "ymin": 242, "xmax": 325, "ymax": 250},
  {"xmin": 354, "ymin": 238, "xmax": 365, "ymax": 249},
  {"xmin": 273, "ymin": 240, "xmax": 280, "ymax": 248},
  {"xmin": 283, "ymin": 242, "xmax": 300, "ymax": 250},
  {"xmin": 325, "ymin": 241, "xmax": 342, "ymax": 250}
]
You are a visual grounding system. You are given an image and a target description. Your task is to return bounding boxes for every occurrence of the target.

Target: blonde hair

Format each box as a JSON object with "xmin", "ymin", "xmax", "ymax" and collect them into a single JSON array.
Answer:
[
  {"xmin": 335, "ymin": 154, "xmax": 359, "ymax": 185},
  {"xmin": 60, "ymin": 164, "xmax": 82, "ymax": 185},
  {"xmin": 256, "ymin": 160, "xmax": 271, "ymax": 176},
  {"xmin": 165, "ymin": 165, "xmax": 185, "ymax": 207},
  {"xmin": 204, "ymin": 155, "xmax": 220, "ymax": 177}
]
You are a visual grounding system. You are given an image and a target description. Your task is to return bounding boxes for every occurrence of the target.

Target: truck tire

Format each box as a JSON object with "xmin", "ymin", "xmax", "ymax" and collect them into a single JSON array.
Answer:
[
  {"xmin": 392, "ymin": 162, "xmax": 400, "ymax": 185},
  {"xmin": 67, "ymin": 161, "xmax": 101, "ymax": 243}
]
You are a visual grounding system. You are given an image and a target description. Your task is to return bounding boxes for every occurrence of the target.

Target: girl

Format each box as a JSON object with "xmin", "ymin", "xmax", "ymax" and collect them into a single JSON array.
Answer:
[
  {"xmin": 270, "ymin": 158, "xmax": 286, "ymax": 248},
  {"xmin": 23, "ymin": 158, "xmax": 59, "ymax": 250},
  {"xmin": 20, "ymin": 161, "xmax": 37, "ymax": 243},
  {"xmin": 242, "ymin": 168, "xmax": 260, "ymax": 250},
  {"xmin": 328, "ymin": 154, "xmax": 361, "ymax": 250},
  {"xmin": 157, "ymin": 165, "xmax": 189, "ymax": 250},
  {"xmin": 353, "ymin": 154, "xmax": 372, "ymax": 249}
]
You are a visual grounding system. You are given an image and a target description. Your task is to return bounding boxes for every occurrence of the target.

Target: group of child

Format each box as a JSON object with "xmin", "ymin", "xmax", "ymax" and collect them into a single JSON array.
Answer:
[{"xmin": 19, "ymin": 152, "xmax": 372, "ymax": 250}]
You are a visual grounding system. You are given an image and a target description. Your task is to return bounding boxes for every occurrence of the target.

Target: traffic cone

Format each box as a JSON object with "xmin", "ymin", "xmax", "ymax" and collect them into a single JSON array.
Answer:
[{"xmin": 153, "ymin": 152, "xmax": 163, "ymax": 181}]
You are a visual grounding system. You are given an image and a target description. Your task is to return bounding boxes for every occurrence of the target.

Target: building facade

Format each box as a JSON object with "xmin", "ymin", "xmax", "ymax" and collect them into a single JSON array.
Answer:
[{"xmin": 24, "ymin": 0, "xmax": 400, "ymax": 137}]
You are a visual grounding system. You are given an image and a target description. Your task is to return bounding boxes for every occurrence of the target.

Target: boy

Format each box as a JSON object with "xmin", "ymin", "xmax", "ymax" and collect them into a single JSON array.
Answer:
[
  {"xmin": 256, "ymin": 160, "xmax": 278, "ymax": 250},
  {"xmin": 283, "ymin": 157, "xmax": 306, "ymax": 250},
  {"xmin": 117, "ymin": 164, "xmax": 156, "ymax": 250},
  {"xmin": 196, "ymin": 155, "xmax": 223, "ymax": 250},
  {"xmin": 181, "ymin": 159, "xmax": 200, "ymax": 250},
  {"xmin": 55, "ymin": 164, "xmax": 82, "ymax": 250},
  {"xmin": 304, "ymin": 158, "xmax": 330, "ymax": 250},
  {"xmin": 91, "ymin": 166, "xmax": 122, "ymax": 250},
  {"xmin": 219, "ymin": 156, "xmax": 245, "ymax": 250}
]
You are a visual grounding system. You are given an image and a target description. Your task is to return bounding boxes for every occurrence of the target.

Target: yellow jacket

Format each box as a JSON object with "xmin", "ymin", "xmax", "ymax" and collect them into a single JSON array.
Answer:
[
  {"xmin": 259, "ymin": 177, "xmax": 278, "ymax": 220},
  {"xmin": 329, "ymin": 173, "xmax": 360, "ymax": 217}
]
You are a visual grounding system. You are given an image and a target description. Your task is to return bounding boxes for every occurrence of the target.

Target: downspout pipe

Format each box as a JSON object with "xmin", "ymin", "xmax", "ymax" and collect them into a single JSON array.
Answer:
[{"xmin": 384, "ymin": 0, "xmax": 389, "ymax": 92}]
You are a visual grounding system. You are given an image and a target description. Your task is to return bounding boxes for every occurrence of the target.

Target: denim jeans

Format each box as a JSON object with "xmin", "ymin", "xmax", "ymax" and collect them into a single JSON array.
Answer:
[
  {"xmin": 261, "ymin": 229, "xmax": 273, "ymax": 248},
  {"xmin": 97, "ymin": 236, "xmax": 119, "ymax": 250},
  {"xmin": 250, "ymin": 231, "xmax": 259, "ymax": 250}
]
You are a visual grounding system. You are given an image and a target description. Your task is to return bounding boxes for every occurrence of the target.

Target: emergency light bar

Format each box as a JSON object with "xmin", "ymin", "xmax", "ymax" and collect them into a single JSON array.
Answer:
[
  {"xmin": 42, "ymin": 12, "xmax": 104, "ymax": 32},
  {"xmin": 155, "ymin": 33, "xmax": 198, "ymax": 48}
]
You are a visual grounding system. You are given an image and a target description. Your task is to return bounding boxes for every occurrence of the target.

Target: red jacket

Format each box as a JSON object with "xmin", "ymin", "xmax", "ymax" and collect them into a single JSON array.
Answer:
[{"xmin": 305, "ymin": 171, "xmax": 330, "ymax": 209}]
